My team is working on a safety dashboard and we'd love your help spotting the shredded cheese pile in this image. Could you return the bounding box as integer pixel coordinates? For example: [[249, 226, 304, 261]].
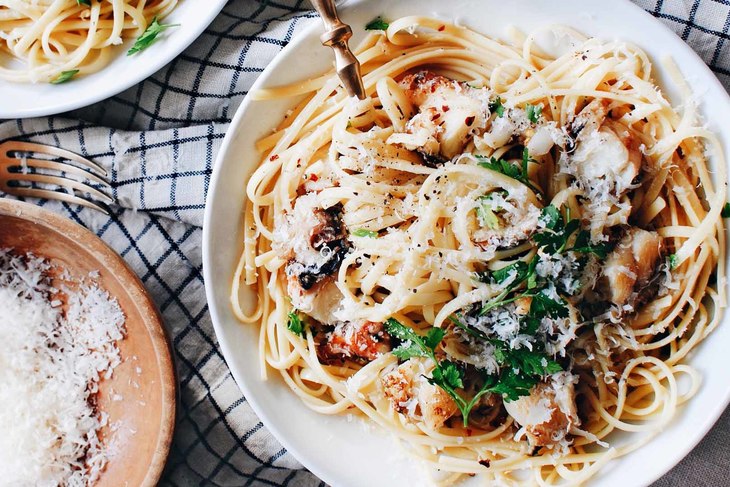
[[0, 249, 125, 485]]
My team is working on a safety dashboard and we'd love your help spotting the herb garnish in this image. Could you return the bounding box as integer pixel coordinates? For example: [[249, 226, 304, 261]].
[[390, 206, 611, 424], [534, 205, 610, 258], [51, 70, 79, 84], [365, 17, 389, 31], [77, 0, 91, 5], [287, 310, 306, 337], [668, 254, 679, 270], [386, 317, 561, 424], [477, 205, 609, 316], [525, 103, 542, 123], [127, 17, 180, 55], [476, 192, 506, 229], [475, 151, 540, 194], [352, 228, 378, 238], [489, 97, 505, 117]]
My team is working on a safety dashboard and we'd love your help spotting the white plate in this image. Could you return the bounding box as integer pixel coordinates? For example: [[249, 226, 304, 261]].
[[0, 0, 227, 119], [203, 1, 730, 485]]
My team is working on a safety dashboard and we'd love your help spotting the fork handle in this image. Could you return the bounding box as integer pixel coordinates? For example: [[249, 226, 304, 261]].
[[310, 0, 366, 100]]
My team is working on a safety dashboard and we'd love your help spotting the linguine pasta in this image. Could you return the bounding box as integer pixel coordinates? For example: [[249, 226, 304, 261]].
[[0, 0, 178, 83], [232, 17, 727, 485]]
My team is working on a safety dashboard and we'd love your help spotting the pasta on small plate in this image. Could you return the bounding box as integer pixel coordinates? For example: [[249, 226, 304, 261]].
[[0, 0, 228, 117]]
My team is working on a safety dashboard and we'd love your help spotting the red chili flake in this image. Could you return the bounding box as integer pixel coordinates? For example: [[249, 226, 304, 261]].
[[442, 105, 450, 112], [479, 459, 491, 468], [269, 154, 279, 161], [438, 25, 445, 31], [309, 174, 319, 182], [465, 116, 475, 126], [431, 112, 441, 122], [466, 428, 473, 436]]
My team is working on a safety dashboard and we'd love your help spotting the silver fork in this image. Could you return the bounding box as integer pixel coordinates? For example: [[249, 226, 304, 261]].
[[0, 140, 113, 214]]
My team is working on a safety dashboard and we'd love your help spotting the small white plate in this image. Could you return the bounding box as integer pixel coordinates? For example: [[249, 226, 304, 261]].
[[204, 1, 730, 486], [0, 0, 228, 119]]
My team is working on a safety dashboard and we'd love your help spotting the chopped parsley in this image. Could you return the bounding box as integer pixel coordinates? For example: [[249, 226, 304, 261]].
[[475, 192, 506, 229], [490, 260, 529, 287], [127, 17, 180, 55], [525, 103, 542, 123], [77, 0, 91, 5], [477, 205, 608, 317], [722, 202, 730, 218], [488, 97, 505, 117], [352, 228, 378, 238], [475, 151, 540, 194], [534, 205, 611, 257], [668, 254, 679, 270], [365, 17, 389, 31], [50, 70, 79, 84], [287, 310, 306, 337], [385, 318, 561, 425]]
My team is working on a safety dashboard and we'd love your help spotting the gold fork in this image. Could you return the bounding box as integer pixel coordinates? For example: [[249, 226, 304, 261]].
[[0, 140, 113, 214]]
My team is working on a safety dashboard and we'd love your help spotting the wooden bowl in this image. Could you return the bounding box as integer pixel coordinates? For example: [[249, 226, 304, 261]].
[[0, 199, 176, 486]]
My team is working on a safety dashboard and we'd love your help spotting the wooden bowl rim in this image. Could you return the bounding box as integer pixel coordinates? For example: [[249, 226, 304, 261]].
[[0, 198, 177, 486]]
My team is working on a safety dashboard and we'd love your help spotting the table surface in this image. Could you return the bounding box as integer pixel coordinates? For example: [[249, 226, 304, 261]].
[[1, 1, 729, 486]]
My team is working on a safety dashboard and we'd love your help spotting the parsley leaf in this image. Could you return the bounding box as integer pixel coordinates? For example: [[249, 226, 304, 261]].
[[668, 254, 679, 270], [530, 289, 569, 319], [475, 195, 501, 229], [476, 155, 521, 179], [77, 0, 91, 5], [287, 310, 305, 337], [352, 228, 378, 238], [475, 153, 541, 194], [424, 327, 446, 350], [50, 70, 79, 84], [127, 17, 180, 55], [538, 205, 562, 230], [525, 103, 542, 123], [431, 361, 464, 389], [722, 202, 730, 218], [570, 230, 611, 259], [521, 147, 534, 178], [489, 97, 505, 117], [365, 16, 389, 31], [534, 205, 581, 254], [490, 261, 529, 287], [488, 368, 537, 402], [385, 318, 441, 360], [391, 341, 425, 360]]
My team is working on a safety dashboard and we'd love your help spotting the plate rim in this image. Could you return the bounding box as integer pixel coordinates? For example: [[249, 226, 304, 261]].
[[0, 0, 228, 119], [0, 198, 178, 486], [203, 1, 730, 485]]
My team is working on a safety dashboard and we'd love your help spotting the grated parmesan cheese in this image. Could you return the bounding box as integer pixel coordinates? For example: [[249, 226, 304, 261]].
[[0, 250, 125, 486]]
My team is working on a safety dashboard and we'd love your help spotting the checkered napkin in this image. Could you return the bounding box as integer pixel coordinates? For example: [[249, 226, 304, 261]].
[[0, 1, 729, 485]]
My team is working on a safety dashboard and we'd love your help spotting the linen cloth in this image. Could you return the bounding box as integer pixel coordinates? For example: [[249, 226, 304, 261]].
[[1, 1, 729, 485]]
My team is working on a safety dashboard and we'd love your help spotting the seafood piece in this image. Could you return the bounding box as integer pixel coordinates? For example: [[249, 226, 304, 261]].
[[503, 372, 579, 448], [382, 358, 458, 429], [389, 71, 490, 161], [567, 99, 642, 195], [319, 320, 391, 362], [274, 193, 350, 324], [602, 228, 663, 306]]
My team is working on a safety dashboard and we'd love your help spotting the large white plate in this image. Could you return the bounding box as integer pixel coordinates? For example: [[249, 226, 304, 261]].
[[203, 1, 730, 485], [0, 0, 227, 119]]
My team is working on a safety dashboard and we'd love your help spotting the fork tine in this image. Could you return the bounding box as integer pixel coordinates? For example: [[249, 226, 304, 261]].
[[3, 158, 112, 190], [2, 141, 108, 178], [3, 187, 110, 215], [7, 173, 114, 203]]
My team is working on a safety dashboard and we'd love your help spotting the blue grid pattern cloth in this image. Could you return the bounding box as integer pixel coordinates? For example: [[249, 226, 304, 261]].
[[1, 1, 729, 485]]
